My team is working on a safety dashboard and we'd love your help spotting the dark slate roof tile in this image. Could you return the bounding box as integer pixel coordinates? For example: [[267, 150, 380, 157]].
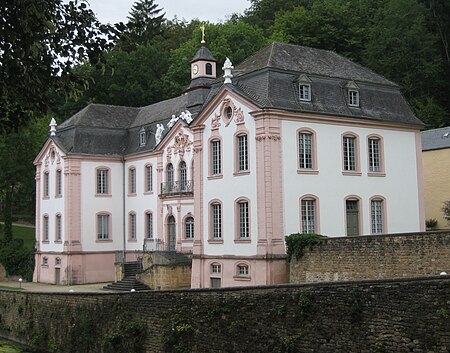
[[422, 126, 450, 151], [234, 42, 396, 86]]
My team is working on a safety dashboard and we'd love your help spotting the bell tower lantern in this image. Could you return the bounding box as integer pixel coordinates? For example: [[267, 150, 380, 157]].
[[186, 25, 217, 113], [190, 25, 217, 80]]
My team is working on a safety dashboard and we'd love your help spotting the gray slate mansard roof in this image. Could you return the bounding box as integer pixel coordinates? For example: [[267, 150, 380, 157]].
[[422, 126, 450, 151], [53, 42, 422, 157]]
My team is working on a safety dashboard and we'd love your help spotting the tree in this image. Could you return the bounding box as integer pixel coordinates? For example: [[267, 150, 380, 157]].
[[118, 0, 166, 50], [0, 0, 116, 133], [0, 117, 49, 241]]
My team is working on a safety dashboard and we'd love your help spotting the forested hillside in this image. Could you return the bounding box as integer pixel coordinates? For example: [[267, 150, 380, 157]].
[[1, 0, 449, 230]]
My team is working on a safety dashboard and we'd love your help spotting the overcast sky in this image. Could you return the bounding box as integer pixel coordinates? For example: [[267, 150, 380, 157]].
[[87, 0, 251, 24]]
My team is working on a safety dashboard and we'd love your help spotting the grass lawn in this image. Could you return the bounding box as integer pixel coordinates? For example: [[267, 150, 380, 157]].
[[0, 285, 24, 291], [0, 224, 35, 249]]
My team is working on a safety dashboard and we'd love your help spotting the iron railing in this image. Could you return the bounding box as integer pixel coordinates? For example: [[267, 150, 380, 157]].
[[160, 180, 193, 196], [143, 238, 166, 252]]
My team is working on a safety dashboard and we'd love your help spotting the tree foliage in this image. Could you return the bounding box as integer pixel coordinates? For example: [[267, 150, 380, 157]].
[[0, 0, 117, 132]]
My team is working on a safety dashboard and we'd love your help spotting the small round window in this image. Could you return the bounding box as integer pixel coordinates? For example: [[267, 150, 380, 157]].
[[225, 106, 233, 119]]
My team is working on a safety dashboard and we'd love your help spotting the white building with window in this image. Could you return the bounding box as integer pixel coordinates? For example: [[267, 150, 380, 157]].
[[33, 42, 424, 287]]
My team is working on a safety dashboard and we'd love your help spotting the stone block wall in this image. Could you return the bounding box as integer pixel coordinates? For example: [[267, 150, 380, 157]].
[[0, 277, 450, 353], [290, 231, 450, 283], [138, 264, 191, 290]]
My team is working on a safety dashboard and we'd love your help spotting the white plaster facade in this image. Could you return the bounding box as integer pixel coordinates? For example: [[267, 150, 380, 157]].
[[33, 42, 424, 287]]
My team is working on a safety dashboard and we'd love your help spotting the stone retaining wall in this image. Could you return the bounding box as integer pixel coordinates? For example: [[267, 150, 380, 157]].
[[0, 277, 449, 352]]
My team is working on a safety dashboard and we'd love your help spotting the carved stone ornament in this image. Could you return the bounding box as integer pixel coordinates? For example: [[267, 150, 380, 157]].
[[166, 146, 172, 162], [171, 130, 193, 158], [255, 134, 281, 142], [212, 98, 245, 129]]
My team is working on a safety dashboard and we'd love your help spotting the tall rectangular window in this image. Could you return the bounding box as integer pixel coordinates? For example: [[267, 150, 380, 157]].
[[298, 132, 313, 169], [43, 172, 49, 197], [97, 214, 109, 240], [56, 215, 62, 241], [129, 213, 136, 240], [97, 169, 109, 194], [299, 84, 311, 101], [129, 168, 136, 194], [185, 217, 194, 239], [343, 136, 356, 171], [238, 201, 249, 239], [301, 199, 316, 233], [368, 138, 381, 172], [145, 165, 152, 192], [212, 203, 222, 239], [212, 140, 221, 175], [237, 134, 248, 172], [43, 216, 49, 241], [371, 200, 384, 234], [56, 170, 62, 196], [146, 212, 153, 239]]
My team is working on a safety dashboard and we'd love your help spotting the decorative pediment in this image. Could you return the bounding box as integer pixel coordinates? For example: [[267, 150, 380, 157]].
[[45, 145, 61, 166], [345, 80, 360, 90], [295, 74, 312, 83], [211, 98, 245, 129], [166, 129, 193, 160]]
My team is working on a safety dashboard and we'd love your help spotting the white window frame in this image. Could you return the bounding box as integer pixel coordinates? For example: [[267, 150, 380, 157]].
[[343, 135, 356, 171], [97, 214, 110, 240], [96, 169, 109, 194], [301, 198, 316, 234], [371, 199, 384, 234], [348, 89, 359, 107], [212, 203, 222, 239], [211, 140, 222, 175], [368, 137, 381, 173], [299, 83, 311, 101], [237, 134, 248, 172], [298, 131, 313, 169], [185, 216, 194, 239], [145, 164, 153, 192]]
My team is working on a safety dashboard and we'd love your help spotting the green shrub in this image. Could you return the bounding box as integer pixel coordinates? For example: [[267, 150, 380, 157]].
[[285, 233, 325, 261], [0, 238, 35, 281]]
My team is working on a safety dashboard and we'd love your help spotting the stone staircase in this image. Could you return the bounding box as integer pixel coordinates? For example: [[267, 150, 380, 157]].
[[103, 261, 151, 292]]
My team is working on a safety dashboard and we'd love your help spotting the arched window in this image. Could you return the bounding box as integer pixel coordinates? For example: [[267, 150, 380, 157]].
[[129, 167, 136, 194], [206, 63, 212, 75], [236, 263, 250, 277], [167, 163, 174, 191], [43, 215, 49, 241], [297, 128, 317, 171], [55, 214, 62, 241], [300, 195, 319, 234], [179, 161, 187, 191], [342, 132, 360, 173], [129, 212, 137, 240], [185, 216, 194, 239]]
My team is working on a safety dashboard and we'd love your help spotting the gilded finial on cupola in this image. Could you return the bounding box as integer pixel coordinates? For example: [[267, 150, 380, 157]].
[[200, 24, 206, 45]]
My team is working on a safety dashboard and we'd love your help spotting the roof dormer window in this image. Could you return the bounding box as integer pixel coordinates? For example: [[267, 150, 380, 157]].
[[139, 127, 147, 147], [348, 90, 359, 107], [299, 84, 311, 101], [346, 81, 360, 107], [296, 74, 312, 102]]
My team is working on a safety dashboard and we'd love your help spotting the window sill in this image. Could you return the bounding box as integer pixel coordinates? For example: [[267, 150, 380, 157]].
[[342, 171, 362, 176], [41, 265, 49, 268], [128, 239, 137, 242], [208, 175, 223, 180], [42, 241, 49, 244], [233, 170, 250, 177], [95, 194, 112, 198], [368, 172, 386, 177], [96, 239, 113, 243], [182, 239, 194, 243], [208, 239, 223, 244], [43, 196, 50, 200], [297, 169, 319, 175], [54, 240, 62, 244], [143, 191, 154, 195], [55, 195, 62, 199], [127, 193, 137, 197], [233, 276, 251, 281], [234, 239, 251, 244]]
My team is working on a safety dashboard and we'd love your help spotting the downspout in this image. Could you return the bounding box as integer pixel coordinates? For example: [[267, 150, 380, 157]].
[[122, 157, 127, 266]]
